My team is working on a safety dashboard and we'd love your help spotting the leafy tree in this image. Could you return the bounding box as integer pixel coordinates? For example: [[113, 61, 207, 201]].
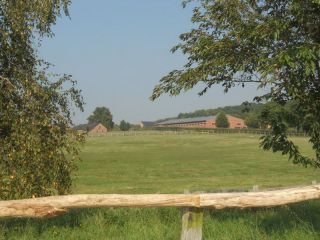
[[302, 114, 314, 132], [151, 0, 320, 168], [88, 107, 114, 129], [284, 101, 306, 131], [259, 101, 307, 131], [0, 0, 84, 199], [241, 101, 253, 114], [119, 120, 131, 131], [216, 112, 229, 128]]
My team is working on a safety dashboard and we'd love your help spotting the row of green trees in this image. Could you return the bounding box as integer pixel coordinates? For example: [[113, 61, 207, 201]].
[[243, 101, 313, 132]]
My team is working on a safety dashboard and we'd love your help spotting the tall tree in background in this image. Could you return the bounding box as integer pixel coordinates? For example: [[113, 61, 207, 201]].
[[0, 0, 84, 199], [151, 0, 320, 168], [215, 112, 230, 128], [88, 107, 114, 129], [245, 113, 261, 129]]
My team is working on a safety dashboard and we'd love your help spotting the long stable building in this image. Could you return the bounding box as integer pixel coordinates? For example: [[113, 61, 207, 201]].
[[155, 115, 246, 129]]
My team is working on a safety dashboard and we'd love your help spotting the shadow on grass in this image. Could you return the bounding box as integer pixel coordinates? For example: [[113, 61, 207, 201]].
[[0, 207, 181, 238], [0, 208, 99, 235], [206, 200, 320, 235], [1, 201, 320, 238]]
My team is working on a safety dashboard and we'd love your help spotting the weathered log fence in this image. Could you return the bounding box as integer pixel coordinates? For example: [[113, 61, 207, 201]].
[[1, 184, 320, 239]]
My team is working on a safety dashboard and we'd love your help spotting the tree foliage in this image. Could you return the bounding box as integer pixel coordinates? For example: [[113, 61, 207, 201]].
[[0, 0, 84, 200], [88, 107, 114, 129], [119, 120, 131, 131], [245, 113, 261, 129], [215, 112, 230, 128], [151, 0, 320, 168]]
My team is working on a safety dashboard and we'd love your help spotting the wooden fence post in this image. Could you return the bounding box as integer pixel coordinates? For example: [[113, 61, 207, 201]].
[[181, 190, 203, 240], [181, 208, 203, 240], [252, 185, 259, 192]]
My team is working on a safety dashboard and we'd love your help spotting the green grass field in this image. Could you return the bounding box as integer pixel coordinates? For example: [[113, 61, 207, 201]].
[[1, 132, 320, 239], [75, 133, 318, 194]]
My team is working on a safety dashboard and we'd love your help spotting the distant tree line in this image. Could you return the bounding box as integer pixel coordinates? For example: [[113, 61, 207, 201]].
[[172, 101, 311, 131], [177, 102, 264, 119], [253, 101, 313, 132]]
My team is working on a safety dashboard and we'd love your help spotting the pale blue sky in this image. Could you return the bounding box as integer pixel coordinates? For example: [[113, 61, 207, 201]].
[[40, 0, 263, 124]]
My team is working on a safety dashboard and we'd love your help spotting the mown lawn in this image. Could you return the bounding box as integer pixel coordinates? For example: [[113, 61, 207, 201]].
[[1, 132, 320, 240], [75, 133, 318, 193]]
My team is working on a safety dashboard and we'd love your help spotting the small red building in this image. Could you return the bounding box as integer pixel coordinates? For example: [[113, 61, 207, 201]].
[[74, 122, 108, 134]]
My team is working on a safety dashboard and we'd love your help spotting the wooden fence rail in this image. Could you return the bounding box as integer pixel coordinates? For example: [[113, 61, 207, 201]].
[[1, 184, 320, 219]]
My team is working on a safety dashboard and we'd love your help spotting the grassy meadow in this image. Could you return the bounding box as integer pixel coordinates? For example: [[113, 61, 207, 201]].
[[1, 132, 320, 240], [75, 132, 317, 193]]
